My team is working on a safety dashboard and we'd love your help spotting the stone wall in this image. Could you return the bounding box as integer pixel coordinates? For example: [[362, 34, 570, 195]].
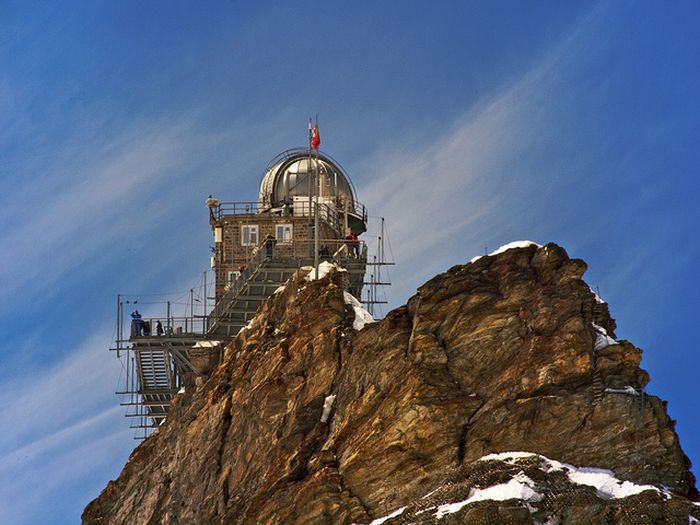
[[211, 213, 341, 300]]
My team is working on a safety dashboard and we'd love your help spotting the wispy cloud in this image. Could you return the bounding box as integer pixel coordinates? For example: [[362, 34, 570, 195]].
[[358, 4, 622, 301], [0, 327, 133, 524], [0, 117, 208, 306], [0, 329, 121, 454], [0, 409, 130, 525]]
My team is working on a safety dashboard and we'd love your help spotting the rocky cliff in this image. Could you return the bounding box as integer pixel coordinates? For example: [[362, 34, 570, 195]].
[[83, 243, 699, 524]]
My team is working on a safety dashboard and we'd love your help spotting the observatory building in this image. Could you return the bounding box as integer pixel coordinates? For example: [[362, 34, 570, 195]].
[[112, 146, 390, 437], [207, 148, 369, 331]]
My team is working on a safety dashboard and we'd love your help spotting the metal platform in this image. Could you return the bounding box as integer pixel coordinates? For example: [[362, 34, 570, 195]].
[[113, 233, 392, 438]]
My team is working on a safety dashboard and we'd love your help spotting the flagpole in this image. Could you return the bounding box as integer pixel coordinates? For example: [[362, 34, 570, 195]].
[[308, 118, 313, 260], [313, 115, 320, 280]]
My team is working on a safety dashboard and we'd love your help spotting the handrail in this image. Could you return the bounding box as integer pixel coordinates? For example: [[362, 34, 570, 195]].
[[124, 237, 368, 340], [212, 201, 259, 219], [211, 198, 367, 228], [208, 237, 269, 325], [129, 316, 209, 338], [206, 238, 367, 331]]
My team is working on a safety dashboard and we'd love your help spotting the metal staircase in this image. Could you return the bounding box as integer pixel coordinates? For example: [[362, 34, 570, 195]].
[[134, 348, 175, 426], [115, 240, 371, 438], [207, 260, 299, 338], [119, 334, 208, 432], [207, 254, 367, 338]]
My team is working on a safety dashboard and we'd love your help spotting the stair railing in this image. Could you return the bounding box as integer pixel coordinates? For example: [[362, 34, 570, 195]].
[[208, 238, 269, 329]]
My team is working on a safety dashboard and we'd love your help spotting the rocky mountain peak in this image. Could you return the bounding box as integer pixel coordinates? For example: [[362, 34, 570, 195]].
[[83, 242, 698, 524]]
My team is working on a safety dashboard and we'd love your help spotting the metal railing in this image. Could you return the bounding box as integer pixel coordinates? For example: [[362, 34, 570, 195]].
[[211, 201, 260, 219], [210, 199, 367, 229], [261, 238, 367, 262], [129, 315, 209, 338], [208, 237, 270, 325], [208, 238, 367, 330]]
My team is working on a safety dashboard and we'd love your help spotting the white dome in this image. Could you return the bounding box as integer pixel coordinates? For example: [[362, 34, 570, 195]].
[[259, 149, 356, 209]]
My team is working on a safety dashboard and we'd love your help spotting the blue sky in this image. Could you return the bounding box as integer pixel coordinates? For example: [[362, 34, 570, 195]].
[[1, 2, 699, 523]]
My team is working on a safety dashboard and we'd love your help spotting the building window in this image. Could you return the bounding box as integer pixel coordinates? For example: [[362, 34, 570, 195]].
[[276, 224, 293, 244], [241, 225, 258, 246]]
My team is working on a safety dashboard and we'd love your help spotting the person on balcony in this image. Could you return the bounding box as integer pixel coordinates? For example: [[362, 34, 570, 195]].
[[130, 310, 142, 337], [345, 232, 359, 258]]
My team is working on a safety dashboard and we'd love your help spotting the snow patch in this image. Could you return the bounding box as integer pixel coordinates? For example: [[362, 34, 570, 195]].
[[192, 340, 222, 349], [689, 515, 700, 524], [421, 487, 442, 499], [344, 291, 375, 330], [320, 394, 336, 423], [240, 317, 255, 333], [593, 323, 618, 351], [480, 451, 537, 462], [434, 472, 542, 518], [588, 285, 606, 304], [305, 261, 347, 281], [604, 386, 640, 396], [470, 240, 541, 263], [479, 452, 661, 500], [565, 467, 658, 499]]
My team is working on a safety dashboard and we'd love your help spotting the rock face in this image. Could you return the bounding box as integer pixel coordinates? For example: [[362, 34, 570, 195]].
[[83, 243, 698, 524]]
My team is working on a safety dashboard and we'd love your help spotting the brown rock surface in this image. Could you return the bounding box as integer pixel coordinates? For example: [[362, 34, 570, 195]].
[[83, 243, 698, 524]]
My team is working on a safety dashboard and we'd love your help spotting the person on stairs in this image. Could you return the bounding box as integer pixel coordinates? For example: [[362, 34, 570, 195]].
[[264, 234, 276, 259]]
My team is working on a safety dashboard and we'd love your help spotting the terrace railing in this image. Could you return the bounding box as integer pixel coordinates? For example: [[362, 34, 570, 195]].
[[210, 199, 367, 231]]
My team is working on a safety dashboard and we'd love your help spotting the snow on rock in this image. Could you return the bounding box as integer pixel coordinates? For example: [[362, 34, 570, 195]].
[[605, 386, 641, 396], [304, 261, 347, 281], [192, 340, 222, 349], [593, 323, 618, 351], [470, 240, 542, 264], [690, 515, 700, 523], [566, 466, 661, 500], [588, 285, 606, 304], [434, 472, 542, 518], [479, 452, 661, 500], [350, 506, 406, 525], [344, 291, 375, 330], [240, 317, 256, 334], [320, 394, 336, 423]]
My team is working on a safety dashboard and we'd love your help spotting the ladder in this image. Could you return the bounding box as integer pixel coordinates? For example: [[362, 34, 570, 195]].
[[591, 298, 605, 404]]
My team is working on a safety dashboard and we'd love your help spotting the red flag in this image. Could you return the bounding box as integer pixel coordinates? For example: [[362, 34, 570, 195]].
[[311, 123, 320, 149]]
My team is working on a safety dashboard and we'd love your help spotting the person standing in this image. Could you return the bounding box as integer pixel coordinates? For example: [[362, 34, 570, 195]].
[[264, 234, 276, 259], [345, 231, 359, 258], [130, 310, 142, 337]]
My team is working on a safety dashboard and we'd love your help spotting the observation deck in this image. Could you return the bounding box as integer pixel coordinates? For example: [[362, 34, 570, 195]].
[[112, 145, 391, 438]]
